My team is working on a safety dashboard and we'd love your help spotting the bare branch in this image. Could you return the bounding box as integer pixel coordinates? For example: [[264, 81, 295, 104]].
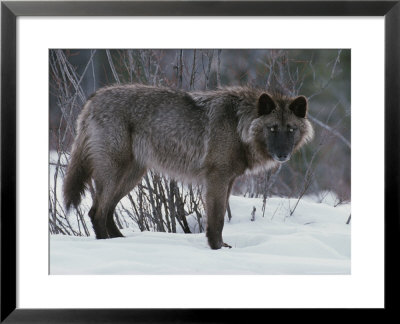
[[308, 114, 351, 150], [106, 50, 121, 84]]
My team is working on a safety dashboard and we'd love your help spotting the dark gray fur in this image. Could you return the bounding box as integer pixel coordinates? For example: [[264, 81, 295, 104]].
[[63, 84, 313, 249]]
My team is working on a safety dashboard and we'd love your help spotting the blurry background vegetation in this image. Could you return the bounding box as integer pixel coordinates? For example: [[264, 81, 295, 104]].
[[49, 49, 350, 236]]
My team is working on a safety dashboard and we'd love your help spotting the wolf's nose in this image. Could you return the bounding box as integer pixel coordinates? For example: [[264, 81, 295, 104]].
[[275, 153, 290, 162]]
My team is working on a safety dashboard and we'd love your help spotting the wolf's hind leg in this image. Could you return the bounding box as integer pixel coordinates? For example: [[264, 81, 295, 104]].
[[104, 161, 146, 238], [106, 210, 124, 238], [88, 156, 142, 239]]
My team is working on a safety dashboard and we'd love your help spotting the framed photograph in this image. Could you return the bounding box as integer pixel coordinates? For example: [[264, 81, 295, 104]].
[[1, 0, 399, 322]]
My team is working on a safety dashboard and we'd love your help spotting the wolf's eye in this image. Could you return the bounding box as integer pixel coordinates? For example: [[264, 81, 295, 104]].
[[270, 127, 276, 132], [289, 128, 294, 132]]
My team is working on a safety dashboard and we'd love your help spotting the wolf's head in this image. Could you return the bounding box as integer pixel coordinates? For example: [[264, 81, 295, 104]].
[[249, 92, 314, 163]]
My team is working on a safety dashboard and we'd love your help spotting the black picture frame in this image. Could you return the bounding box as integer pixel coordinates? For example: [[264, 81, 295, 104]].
[[1, 1, 399, 322]]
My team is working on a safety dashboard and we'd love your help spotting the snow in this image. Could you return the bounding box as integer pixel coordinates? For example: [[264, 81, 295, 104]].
[[50, 195, 351, 275]]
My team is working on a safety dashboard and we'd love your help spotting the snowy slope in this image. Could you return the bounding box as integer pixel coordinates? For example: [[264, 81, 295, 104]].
[[50, 195, 350, 275]]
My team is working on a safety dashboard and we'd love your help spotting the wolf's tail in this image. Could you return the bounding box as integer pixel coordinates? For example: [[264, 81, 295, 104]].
[[63, 110, 91, 211], [63, 131, 90, 211]]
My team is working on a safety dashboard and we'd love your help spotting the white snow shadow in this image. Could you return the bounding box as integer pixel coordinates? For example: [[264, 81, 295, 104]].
[[50, 195, 351, 275]]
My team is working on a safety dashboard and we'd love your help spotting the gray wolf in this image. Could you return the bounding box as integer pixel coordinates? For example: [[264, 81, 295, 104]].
[[63, 84, 313, 249]]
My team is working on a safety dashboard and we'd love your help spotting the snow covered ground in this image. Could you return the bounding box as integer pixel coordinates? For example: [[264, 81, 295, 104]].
[[50, 194, 351, 275]]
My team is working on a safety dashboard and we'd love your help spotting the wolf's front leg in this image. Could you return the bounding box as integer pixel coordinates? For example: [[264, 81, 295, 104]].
[[205, 176, 231, 249]]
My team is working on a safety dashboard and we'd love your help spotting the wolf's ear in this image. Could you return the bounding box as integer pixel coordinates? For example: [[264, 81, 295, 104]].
[[258, 93, 276, 116], [289, 96, 308, 118]]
